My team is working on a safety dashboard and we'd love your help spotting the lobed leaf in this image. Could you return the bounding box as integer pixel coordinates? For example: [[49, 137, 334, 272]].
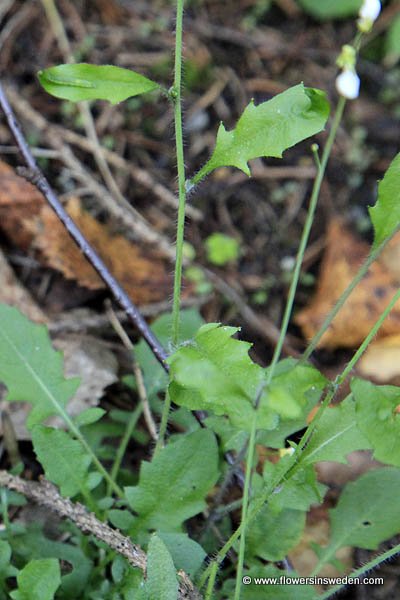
[[169, 326, 325, 432], [352, 377, 400, 466], [38, 63, 159, 105], [125, 429, 219, 533], [317, 468, 400, 569], [191, 83, 329, 183], [145, 535, 179, 600], [0, 304, 79, 429], [369, 151, 400, 248], [168, 323, 273, 431]]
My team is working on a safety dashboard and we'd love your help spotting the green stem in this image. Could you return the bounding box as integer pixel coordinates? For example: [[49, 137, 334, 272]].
[[205, 560, 219, 600], [171, 0, 186, 347], [314, 542, 400, 600], [156, 0, 186, 450], [234, 413, 258, 599], [108, 403, 143, 496]]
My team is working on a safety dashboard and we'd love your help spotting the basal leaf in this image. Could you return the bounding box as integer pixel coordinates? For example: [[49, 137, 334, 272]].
[[10, 527, 92, 597], [0, 304, 79, 429], [369, 151, 400, 248], [299, 395, 372, 466], [10, 559, 60, 600], [245, 503, 306, 562], [352, 378, 400, 466], [191, 83, 329, 183], [32, 426, 92, 497], [317, 468, 400, 569], [125, 429, 219, 534], [145, 535, 179, 600], [38, 63, 159, 105], [296, 0, 361, 20]]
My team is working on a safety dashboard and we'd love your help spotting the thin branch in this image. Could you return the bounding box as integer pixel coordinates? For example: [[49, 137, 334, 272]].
[[0, 471, 201, 600], [0, 82, 168, 369]]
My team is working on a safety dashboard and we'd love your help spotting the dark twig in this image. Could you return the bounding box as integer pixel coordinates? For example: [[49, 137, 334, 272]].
[[0, 82, 168, 369], [0, 471, 202, 600]]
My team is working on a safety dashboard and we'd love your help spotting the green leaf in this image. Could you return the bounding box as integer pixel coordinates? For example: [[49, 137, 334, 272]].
[[204, 233, 240, 266], [0, 540, 17, 580], [264, 461, 327, 512], [296, 0, 361, 19], [32, 426, 91, 497], [157, 533, 206, 578], [168, 323, 274, 431], [352, 378, 400, 466], [38, 63, 159, 105], [145, 535, 179, 600], [0, 304, 79, 429], [125, 429, 219, 533], [10, 559, 60, 600], [369, 152, 400, 248], [169, 329, 324, 432], [266, 358, 326, 420], [9, 526, 92, 597], [192, 83, 329, 183], [245, 504, 306, 562], [299, 395, 372, 466], [317, 468, 400, 569]]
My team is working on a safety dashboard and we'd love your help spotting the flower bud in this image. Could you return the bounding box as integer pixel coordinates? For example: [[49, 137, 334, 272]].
[[359, 0, 381, 21], [335, 69, 360, 100]]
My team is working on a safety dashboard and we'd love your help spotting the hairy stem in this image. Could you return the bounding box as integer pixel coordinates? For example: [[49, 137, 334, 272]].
[[157, 0, 186, 449]]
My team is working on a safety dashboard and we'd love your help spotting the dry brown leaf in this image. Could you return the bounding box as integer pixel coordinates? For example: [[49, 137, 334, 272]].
[[357, 334, 400, 383], [0, 161, 174, 304], [296, 218, 400, 348]]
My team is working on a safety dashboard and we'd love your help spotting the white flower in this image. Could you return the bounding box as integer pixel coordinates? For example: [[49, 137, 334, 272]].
[[359, 0, 381, 22], [335, 69, 360, 100]]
